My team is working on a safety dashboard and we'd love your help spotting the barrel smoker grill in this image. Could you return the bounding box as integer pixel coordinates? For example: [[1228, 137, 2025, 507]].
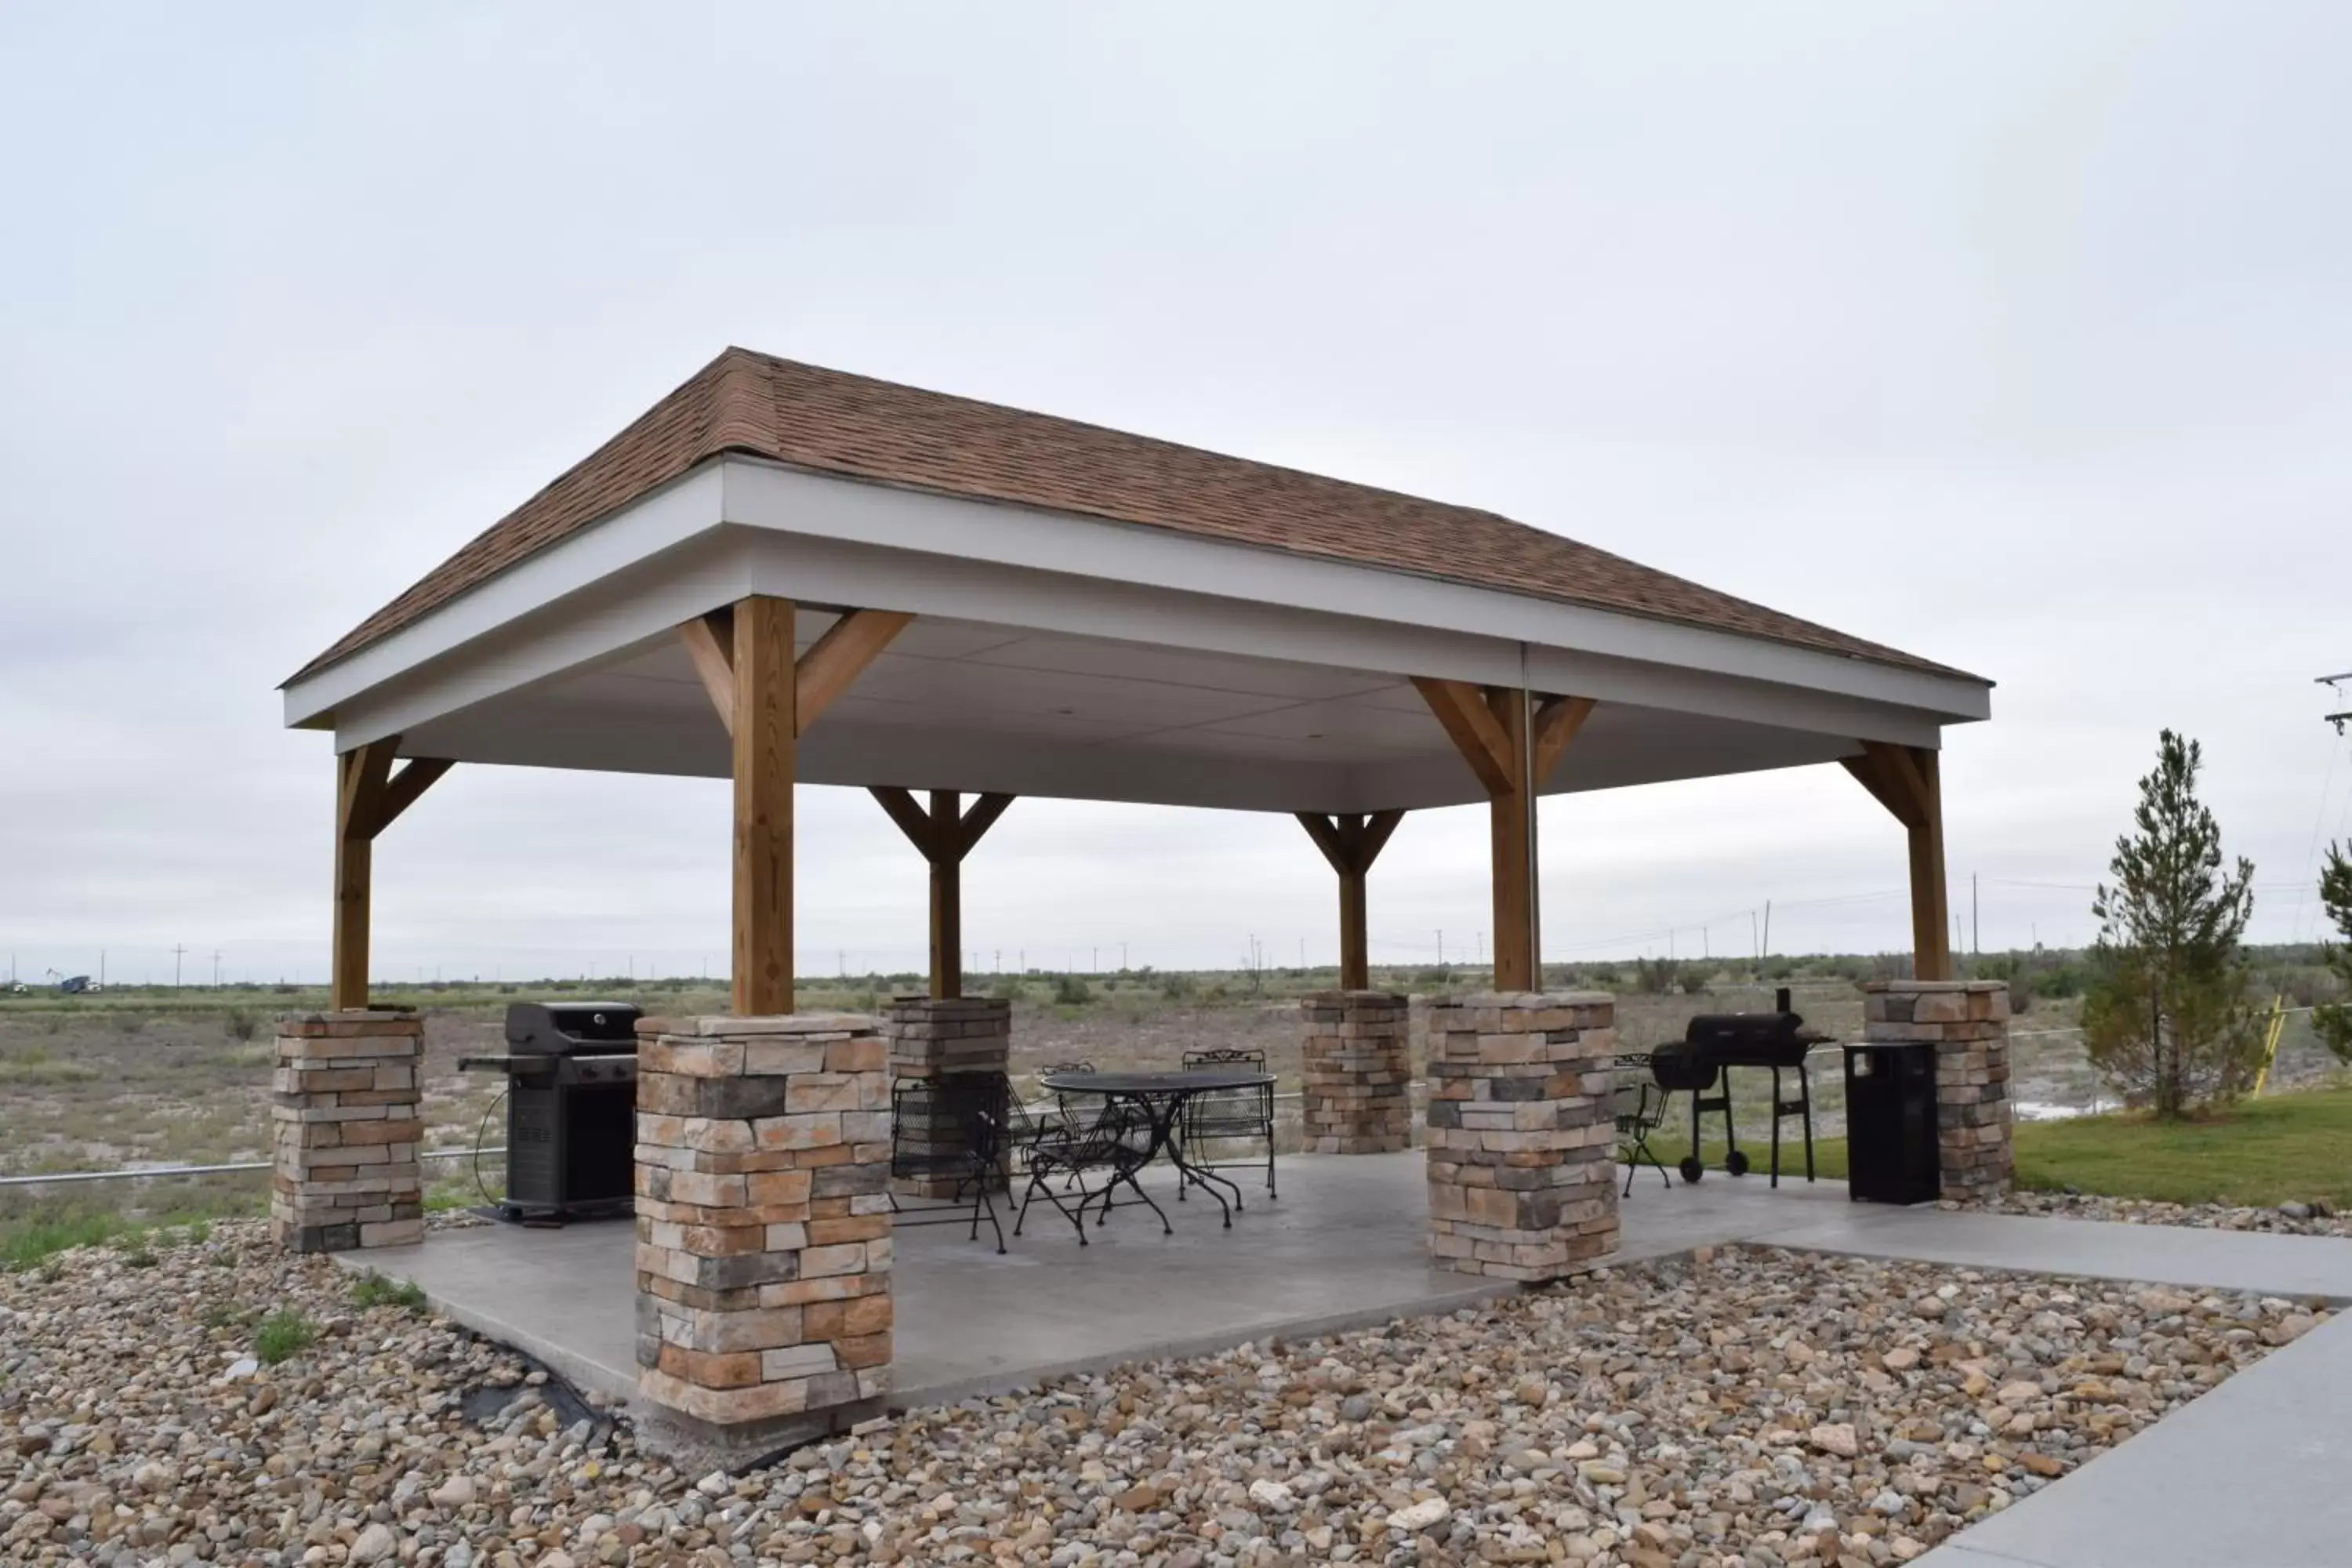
[[461, 1002, 641, 1222], [1649, 988, 1831, 1188]]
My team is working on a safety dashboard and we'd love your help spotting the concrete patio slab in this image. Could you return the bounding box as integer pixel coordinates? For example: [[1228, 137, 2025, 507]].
[[342, 1152, 2352, 1416], [341, 1151, 1511, 1413]]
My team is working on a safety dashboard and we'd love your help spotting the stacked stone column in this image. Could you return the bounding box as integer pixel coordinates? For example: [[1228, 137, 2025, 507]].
[[881, 996, 1011, 1197], [1864, 979, 2013, 1200], [1300, 991, 1411, 1153], [633, 1015, 893, 1454], [1422, 992, 1619, 1281], [270, 1010, 424, 1253]]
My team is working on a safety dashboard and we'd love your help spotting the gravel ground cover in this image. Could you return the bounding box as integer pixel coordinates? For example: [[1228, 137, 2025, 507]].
[[0, 1224, 2324, 1567], [1985, 1190, 2352, 1238]]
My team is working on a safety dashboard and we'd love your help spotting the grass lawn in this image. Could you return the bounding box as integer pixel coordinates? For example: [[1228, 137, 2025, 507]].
[[1642, 1084, 2352, 1210]]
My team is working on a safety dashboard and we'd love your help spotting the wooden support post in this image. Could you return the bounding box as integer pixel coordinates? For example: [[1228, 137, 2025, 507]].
[[684, 600, 913, 1011], [929, 791, 961, 1000], [329, 739, 452, 1012], [731, 596, 797, 1014], [1413, 679, 1595, 991], [1838, 741, 1953, 982], [1487, 688, 1535, 991], [871, 786, 1016, 1001], [1295, 809, 1405, 991]]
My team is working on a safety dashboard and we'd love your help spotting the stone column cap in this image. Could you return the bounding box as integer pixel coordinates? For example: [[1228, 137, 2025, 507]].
[[1421, 989, 1615, 1007], [1302, 989, 1408, 1004], [1860, 980, 2008, 993], [640, 1013, 880, 1036], [278, 1007, 418, 1022]]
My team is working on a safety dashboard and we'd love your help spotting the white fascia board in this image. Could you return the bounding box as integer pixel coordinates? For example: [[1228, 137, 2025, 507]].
[[284, 450, 1983, 756], [735, 528, 1947, 750], [720, 458, 1992, 724], [281, 464, 729, 731]]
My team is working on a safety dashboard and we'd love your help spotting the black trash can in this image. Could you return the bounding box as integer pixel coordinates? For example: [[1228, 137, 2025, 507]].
[[1842, 1042, 1939, 1204]]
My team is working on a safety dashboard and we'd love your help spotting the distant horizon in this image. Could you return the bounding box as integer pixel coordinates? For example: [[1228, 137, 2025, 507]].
[[9, 938, 2338, 998]]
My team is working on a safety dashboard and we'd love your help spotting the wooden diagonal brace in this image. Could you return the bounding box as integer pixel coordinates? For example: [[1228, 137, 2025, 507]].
[[680, 604, 911, 739], [796, 610, 913, 735], [1411, 677, 1515, 797], [1357, 808, 1406, 868], [956, 792, 1015, 858], [1842, 741, 1929, 830], [868, 786, 936, 855], [1532, 695, 1597, 788], [677, 610, 736, 733], [372, 758, 453, 837], [1294, 811, 1355, 876], [336, 739, 399, 842]]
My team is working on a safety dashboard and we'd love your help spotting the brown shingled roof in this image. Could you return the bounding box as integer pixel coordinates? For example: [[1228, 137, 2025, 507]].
[[289, 347, 1977, 684]]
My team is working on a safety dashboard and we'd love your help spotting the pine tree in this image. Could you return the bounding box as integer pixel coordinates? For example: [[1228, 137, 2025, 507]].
[[2082, 731, 2261, 1118], [2318, 843, 2352, 1062]]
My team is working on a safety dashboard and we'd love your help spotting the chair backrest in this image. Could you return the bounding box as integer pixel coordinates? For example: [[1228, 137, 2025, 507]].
[[1182, 1047, 1266, 1069], [893, 1073, 1010, 1170]]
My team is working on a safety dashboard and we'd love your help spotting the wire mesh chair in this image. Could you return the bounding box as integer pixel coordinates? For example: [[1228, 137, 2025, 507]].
[[1178, 1047, 1276, 1199], [887, 1073, 1010, 1252], [1610, 1052, 1674, 1197], [1015, 1096, 1171, 1244], [1033, 1060, 1100, 1131]]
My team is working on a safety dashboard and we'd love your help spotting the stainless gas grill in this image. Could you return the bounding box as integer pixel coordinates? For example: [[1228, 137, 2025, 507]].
[[459, 1002, 641, 1222]]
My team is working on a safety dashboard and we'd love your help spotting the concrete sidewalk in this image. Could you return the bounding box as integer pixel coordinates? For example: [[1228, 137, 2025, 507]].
[[1918, 1309, 2352, 1568], [1614, 1171, 2352, 1301]]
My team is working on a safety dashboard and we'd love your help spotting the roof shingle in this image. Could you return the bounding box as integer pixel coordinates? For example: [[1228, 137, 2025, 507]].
[[290, 347, 1977, 684]]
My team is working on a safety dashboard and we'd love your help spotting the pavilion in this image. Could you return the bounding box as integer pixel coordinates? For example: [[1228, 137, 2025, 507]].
[[274, 347, 1998, 1456]]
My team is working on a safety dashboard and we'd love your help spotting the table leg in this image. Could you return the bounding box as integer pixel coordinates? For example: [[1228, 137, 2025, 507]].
[[1161, 1091, 1240, 1226]]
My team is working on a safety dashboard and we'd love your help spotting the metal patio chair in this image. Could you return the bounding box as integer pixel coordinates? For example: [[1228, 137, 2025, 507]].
[[1015, 1096, 1170, 1245], [1611, 1052, 1674, 1197], [1178, 1046, 1276, 1199], [887, 1072, 1010, 1252]]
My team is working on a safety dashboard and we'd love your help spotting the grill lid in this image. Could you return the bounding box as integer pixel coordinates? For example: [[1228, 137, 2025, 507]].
[[505, 1001, 642, 1054]]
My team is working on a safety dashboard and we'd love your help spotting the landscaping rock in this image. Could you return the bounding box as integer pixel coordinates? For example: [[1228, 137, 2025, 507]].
[[0, 1220, 2319, 1565]]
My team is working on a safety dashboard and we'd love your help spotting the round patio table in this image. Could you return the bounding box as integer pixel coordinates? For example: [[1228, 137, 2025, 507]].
[[1038, 1068, 1275, 1228]]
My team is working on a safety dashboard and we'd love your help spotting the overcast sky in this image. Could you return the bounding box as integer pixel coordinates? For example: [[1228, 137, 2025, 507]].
[[3, 3, 2347, 987]]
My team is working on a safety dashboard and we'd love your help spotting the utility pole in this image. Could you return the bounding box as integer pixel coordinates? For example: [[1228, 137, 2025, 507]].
[[1123, 941, 1130, 971], [1436, 929, 1443, 966], [1749, 910, 1759, 960], [212, 951, 223, 987], [1762, 900, 1772, 957], [1972, 873, 1980, 956], [172, 945, 186, 988]]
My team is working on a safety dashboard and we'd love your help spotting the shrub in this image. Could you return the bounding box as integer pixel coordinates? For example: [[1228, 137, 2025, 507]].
[[223, 1009, 260, 1043], [1051, 974, 1093, 1006], [1634, 956, 1681, 996], [350, 1272, 429, 1313], [252, 1310, 318, 1366]]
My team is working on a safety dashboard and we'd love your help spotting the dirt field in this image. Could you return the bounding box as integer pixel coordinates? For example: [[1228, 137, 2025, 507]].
[[5, 968, 2333, 1228]]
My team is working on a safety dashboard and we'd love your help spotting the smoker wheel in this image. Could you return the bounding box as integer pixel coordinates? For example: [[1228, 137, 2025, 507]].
[[1726, 1150, 1751, 1177], [1679, 1156, 1704, 1184]]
